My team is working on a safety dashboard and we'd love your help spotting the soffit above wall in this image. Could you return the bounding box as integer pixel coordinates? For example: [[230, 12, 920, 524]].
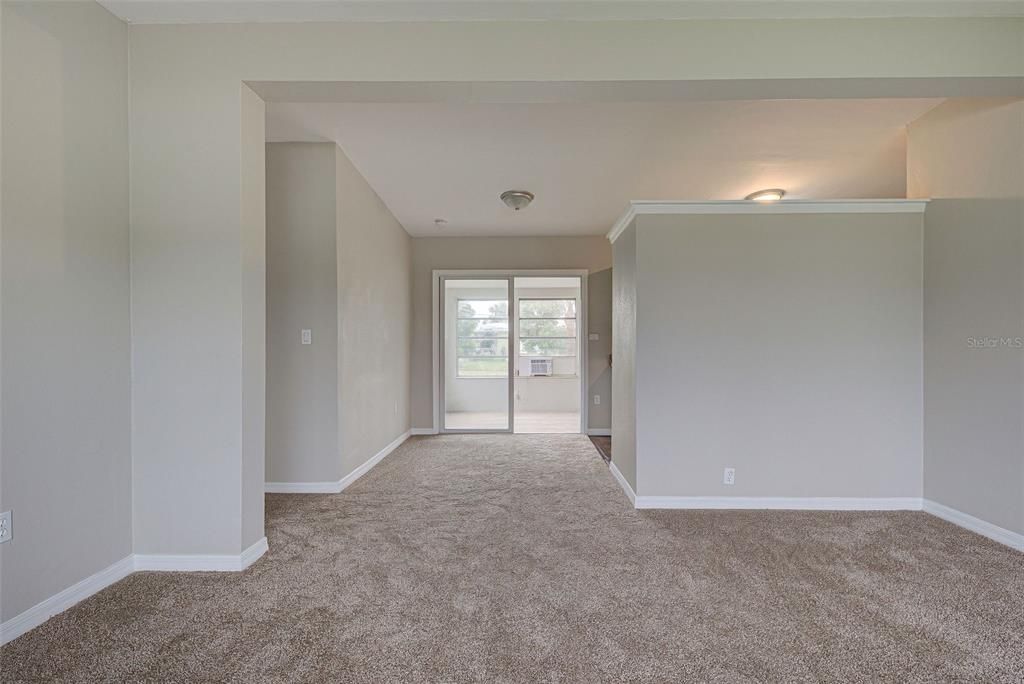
[[99, 0, 1024, 24], [267, 98, 941, 237]]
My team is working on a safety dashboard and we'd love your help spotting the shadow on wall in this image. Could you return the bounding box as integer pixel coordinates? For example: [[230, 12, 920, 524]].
[[587, 268, 613, 431]]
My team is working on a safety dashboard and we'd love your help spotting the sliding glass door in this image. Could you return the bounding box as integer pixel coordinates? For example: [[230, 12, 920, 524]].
[[440, 277, 513, 432]]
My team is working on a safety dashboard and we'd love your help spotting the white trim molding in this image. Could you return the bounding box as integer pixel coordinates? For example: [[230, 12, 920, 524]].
[[632, 496, 924, 510], [410, 427, 437, 436], [134, 537, 269, 572], [265, 430, 411, 494], [0, 555, 136, 646], [608, 199, 930, 242], [923, 499, 1024, 552], [608, 462, 636, 506], [587, 428, 611, 436]]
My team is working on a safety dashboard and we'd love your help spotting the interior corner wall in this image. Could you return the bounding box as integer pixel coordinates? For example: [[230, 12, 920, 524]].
[[611, 224, 638, 490], [335, 146, 412, 475], [1, 0, 131, 621], [409, 237, 612, 432], [909, 98, 1024, 536], [266, 143, 340, 484], [240, 84, 266, 549], [632, 211, 924, 499]]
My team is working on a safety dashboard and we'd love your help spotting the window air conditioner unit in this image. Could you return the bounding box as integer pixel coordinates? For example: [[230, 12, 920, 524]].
[[530, 358, 553, 376]]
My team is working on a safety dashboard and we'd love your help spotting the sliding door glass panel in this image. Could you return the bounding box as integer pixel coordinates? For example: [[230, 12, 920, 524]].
[[443, 279, 511, 431]]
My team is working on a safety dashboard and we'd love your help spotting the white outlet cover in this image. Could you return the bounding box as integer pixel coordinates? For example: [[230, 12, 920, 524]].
[[301, 329, 312, 345], [593, 395, 601, 405], [723, 468, 736, 485]]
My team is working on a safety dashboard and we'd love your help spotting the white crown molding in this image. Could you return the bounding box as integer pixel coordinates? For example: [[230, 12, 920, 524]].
[[134, 537, 269, 572], [0, 556, 136, 646], [608, 461, 636, 506], [266, 430, 410, 494], [923, 499, 1024, 552], [97, 1, 1024, 25], [632, 496, 924, 510], [607, 199, 930, 242]]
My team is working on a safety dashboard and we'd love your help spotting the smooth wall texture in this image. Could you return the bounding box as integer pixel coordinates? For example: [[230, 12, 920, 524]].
[[633, 211, 924, 498], [1, 1, 130, 620], [266, 143, 339, 484], [410, 237, 612, 431], [335, 147, 413, 475], [240, 84, 266, 550], [127, 17, 1020, 553], [909, 98, 1024, 535], [587, 269, 613, 430], [611, 224, 638, 490]]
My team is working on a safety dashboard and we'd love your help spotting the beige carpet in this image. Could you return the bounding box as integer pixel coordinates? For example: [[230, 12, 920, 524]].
[[2, 434, 1023, 682]]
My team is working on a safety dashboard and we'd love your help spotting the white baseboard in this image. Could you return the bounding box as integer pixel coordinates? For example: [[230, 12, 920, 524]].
[[134, 536, 268, 572], [2, 537, 271, 646], [266, 430, 411, 494], [265, 481, 340, 494], [410, 427, 437, 436], [587, 428, 611, 436], [633, 496, 924, 510], [0, 555, 135, 646], [923, 499, 1024, 552], [608, 461, 636, 505], [337, 430, 410, 491]]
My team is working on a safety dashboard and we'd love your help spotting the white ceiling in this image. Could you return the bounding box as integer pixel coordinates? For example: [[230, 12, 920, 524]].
[[266, 98, 941, 237], [99, 0, 1023, 24]]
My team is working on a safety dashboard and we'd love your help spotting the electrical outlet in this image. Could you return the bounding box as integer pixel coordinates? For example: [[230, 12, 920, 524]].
[[301, 329, 312, 345], [593, 394, 601, 405], [0, 510, 12, 544], [723, 468, 736, 486]]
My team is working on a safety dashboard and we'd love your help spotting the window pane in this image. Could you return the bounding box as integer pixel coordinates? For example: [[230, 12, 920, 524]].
[[457, 338, 509, 357], [457, 357, 507, 377], [519, 338, 577, 357], [519, 299, 576, 319], [458, 300, 508, 319], [518, 319, 576, 338], [457, 319, 509, 337]]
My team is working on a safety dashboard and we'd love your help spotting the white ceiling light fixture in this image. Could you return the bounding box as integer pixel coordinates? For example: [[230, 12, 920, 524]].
[[500, 190, 535, 211], [745, 188, 786, 202]]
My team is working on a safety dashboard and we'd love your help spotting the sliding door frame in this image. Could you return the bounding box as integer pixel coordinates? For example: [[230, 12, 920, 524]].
[[432, 269, 589, 435], [439, 274, 515, 434]]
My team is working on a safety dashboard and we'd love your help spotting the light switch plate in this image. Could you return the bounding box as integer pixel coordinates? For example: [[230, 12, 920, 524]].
[[0, 510, 12, 544], [588, 333, 599, 341]]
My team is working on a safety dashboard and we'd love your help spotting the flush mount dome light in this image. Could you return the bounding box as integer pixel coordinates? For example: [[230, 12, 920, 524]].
[[744, 188, 786, 202], [500, 190, 535, 211]]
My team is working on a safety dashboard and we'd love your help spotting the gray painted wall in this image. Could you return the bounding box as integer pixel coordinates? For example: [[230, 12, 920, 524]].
[[1, 0, 131, 621], [266, 143, 340, 484], [335, 147, 413, 476], [611, 224, 638, 489], [632, 211, 924, 498], [410, 237, 612, 431], [240, 85, 266, 551], [266, 143, 412, 483], [922, 199, 1023, 534], [587, 269, 613, 430], [910, 98, 1024, 535]]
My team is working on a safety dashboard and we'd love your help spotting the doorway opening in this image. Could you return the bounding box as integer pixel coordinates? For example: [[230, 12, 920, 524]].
[[437, 271, 586, 434]]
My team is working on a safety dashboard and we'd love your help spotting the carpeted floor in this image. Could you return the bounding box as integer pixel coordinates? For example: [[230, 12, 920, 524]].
[[2, 434, 1023, 682]]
